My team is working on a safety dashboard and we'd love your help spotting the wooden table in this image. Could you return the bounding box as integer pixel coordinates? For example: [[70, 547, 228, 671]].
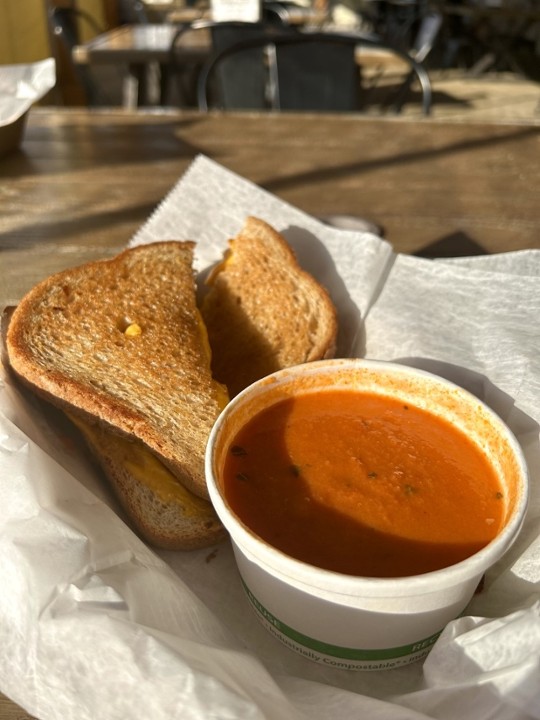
[[166, 4, 328, 25], [73, 24, 210, 107], [0, 106, 539, 717]]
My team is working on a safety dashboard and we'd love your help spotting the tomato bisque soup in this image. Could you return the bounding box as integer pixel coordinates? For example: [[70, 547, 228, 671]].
[[222, 389, 506, 578]]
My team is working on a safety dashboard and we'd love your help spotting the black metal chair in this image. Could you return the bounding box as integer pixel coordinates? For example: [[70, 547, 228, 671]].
[[197, 31, 433, 115], [391, 5, 443, 113], [117, 0, 149, 24], [168, 20, 297, 108], [261, 0, 295, 25]]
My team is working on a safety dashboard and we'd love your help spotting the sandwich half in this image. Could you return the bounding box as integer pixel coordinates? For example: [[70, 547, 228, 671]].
[[5, 242, 228, 550], [200, 217, 338, 397]]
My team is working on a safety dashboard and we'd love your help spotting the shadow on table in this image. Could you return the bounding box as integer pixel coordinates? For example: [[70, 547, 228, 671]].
[[414, 231, 488, 258], [262, 125, 540, 194]]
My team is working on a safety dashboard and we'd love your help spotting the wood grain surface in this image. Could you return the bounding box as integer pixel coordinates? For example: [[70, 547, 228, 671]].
[[0, 694, 36, 720], [0, 107, 538, 719], [2, 109, 539, 307]]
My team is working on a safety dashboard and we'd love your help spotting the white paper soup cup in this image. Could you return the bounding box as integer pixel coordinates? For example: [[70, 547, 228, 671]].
[[205, 359, 529, 671]]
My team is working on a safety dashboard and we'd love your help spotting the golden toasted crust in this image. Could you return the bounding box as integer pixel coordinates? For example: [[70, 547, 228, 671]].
[[72, 416, 226, 550], [6, 242, 225, 501], [201, 217, 338, 397]]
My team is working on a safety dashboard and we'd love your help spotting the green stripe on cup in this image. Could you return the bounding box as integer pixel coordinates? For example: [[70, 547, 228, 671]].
[[242, 579, 442, 661]]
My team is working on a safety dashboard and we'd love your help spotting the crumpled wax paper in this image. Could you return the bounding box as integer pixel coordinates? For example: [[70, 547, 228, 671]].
[[0, 58, 56, 127], [1, 155, 539, 720]]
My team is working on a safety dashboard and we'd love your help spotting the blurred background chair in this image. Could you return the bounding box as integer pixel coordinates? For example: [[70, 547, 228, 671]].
[[168, 19, 297, 108], [197, 31, 432, 114], [45, 0, 106, 105], [261, 0, 295, 25], [389, 4, 443, 113], [117, 0, 150, 24]]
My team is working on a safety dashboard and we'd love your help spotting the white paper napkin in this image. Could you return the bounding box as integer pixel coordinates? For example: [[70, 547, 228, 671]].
[[2, 155, 539, 720]]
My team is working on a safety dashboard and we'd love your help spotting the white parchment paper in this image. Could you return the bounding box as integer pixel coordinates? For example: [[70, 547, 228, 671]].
[[1, 155, 539, 720]]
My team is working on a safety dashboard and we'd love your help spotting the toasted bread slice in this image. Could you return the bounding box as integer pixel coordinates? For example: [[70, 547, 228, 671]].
[[68, 414, 226, 550], [6, 242, 228, 506], [200, 217, 338, 397]]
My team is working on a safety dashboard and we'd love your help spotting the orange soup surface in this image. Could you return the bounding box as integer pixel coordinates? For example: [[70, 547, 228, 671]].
[[222, 390, 505, 577]]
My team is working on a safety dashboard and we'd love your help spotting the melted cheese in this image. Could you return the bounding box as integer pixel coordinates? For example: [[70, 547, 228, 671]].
[[69, 414, 216, 514]]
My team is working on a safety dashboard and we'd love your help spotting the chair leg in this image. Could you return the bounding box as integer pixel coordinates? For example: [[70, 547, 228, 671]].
[[392, 69, 415, 114]]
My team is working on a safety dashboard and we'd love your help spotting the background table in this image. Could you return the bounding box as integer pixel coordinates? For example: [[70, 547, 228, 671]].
[[0, 106, 539, 718], [72, 24, 210, 107]]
